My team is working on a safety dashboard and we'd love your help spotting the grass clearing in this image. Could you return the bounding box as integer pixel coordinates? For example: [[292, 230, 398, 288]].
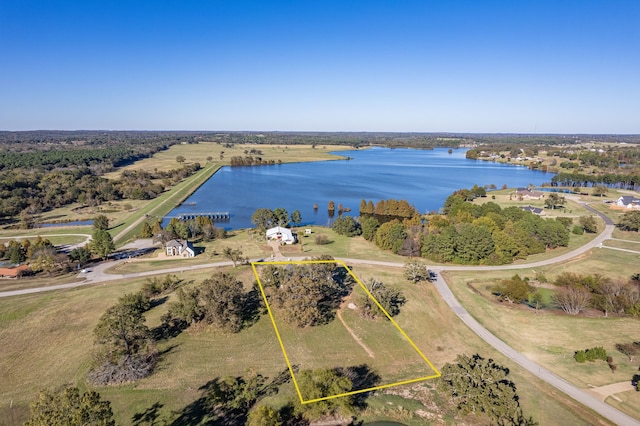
[[607, 391, 640, 421], [0, 259, 614, 425], [443, 248, 640, 390], [252, 260, 439, 403]]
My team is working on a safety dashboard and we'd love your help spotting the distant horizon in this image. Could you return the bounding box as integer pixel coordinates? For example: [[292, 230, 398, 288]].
[[2, 129, 639, 137]]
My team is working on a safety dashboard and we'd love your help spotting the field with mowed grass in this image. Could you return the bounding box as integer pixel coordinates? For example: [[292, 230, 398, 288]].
[[103, 142, 352, 178], [0, 259, 612, 425], [442, 245, 640, 419]]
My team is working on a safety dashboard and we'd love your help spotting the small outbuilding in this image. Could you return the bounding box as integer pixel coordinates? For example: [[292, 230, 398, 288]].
[[266, 226, 297, 244], [165, 239, 195, 257]]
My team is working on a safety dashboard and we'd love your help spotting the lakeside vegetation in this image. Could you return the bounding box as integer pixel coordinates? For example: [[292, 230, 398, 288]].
[[1, 133, 640, 424]]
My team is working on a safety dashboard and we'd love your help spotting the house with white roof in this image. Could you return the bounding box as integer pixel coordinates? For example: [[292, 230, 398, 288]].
[[266, 226, 297, 244]]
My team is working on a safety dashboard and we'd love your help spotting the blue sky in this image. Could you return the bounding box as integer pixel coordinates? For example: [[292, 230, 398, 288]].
[[1, 0, 638, 133]]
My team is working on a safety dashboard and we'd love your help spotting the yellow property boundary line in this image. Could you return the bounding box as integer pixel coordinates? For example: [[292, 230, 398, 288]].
[[250, 259, 441, 404]]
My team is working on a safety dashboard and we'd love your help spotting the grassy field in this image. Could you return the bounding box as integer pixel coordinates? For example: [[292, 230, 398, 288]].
[[0, 259, 612, 425], [442, 244, 640, 420], [104, 142, 352, 178]]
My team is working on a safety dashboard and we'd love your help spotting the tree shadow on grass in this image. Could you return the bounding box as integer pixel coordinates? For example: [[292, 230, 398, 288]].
[[337, 364, 381, 409], [151, 318, 189, 341], [150, 295, 169, 309], [171, 367, 294, 426], [132, 402, 163, 425]]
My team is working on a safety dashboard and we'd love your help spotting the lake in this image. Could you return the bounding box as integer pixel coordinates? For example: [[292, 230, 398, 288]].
[[166, 147, 553, 230]]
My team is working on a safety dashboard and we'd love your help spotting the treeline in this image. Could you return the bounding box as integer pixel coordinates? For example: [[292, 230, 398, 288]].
[[551, 171, 640, 190], [492, 272, 640, 318], [0, 163, 201, 221], [0, 146, 149, 171], [422, 193, 569, 264], [229, 156, 280, 166], [552, 272, 640, 317], [359, 198, 419, 219], [331, 193, 570, 265]]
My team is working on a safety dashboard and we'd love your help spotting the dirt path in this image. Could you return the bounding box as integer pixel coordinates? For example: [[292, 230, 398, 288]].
[[336, 299, 375, 358], [587, 381, 636, 402]]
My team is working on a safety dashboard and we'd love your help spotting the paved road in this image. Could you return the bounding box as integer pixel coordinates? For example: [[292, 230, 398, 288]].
[[2, 202, 638, 424]]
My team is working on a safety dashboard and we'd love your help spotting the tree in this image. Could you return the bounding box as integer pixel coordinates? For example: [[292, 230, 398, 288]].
[[290, 209, 302, 227], [579, 215, 598, 233], [438, 353, 535, 425], [199, 273, 246, 332], [90, 229, 115, 260], [90, 297, 156, 385], [493, 274, 532, 304], [295, 368, 354, 421], [139, 221, 153, 238], [251, 208, 275, 230], [331, 215, 361, 236], [163, 286, 203, 329], [69, 246, 92, 266], [265, 262, 348, 328], [454, 223, 495, 264], [19, 209, 35, 229], [247, 405, 282, 426], [360, 216, 379, 241], [360, 278, 406, 319], [592, 185, 608, 197], [544, 192, 565, 209], [554, 286, 591, 315], [374, 220, 406, 254], [24, 386, 115, 426], [273, 207, 289, 227], [30, 246, 70, 275], [93, 214, 109, 231], [404, 259, 428, 283], [176, 155, 186, 164], [618, 210, 640, 232], [223, 246, 247, 267]]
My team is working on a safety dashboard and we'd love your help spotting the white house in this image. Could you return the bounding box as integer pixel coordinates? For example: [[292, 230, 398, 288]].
[[616, 195, 640, 209], [266, 226, 297, 244], [165, 239, 195, 257]]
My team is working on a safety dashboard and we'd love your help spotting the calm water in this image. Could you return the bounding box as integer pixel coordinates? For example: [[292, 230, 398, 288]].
[[166, 147, 553, 230]]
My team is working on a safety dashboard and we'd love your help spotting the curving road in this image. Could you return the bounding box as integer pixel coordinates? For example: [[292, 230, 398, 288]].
[[1, 202, 638, 424]]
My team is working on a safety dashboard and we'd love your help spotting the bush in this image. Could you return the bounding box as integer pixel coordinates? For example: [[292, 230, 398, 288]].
[[330, 215, 361, 237], [574, 346, 607, 363], [585, 346, 607, 362], [572, 225, 584, 235], [315, 234, 330, 245]]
